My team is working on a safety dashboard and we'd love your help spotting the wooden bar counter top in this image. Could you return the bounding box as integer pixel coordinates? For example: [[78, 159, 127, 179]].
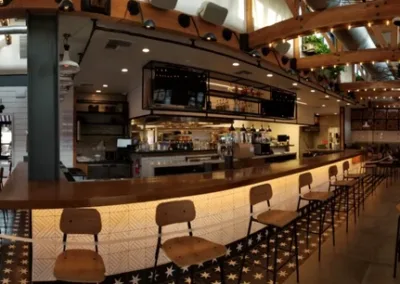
[[0, 150, 362, 209]]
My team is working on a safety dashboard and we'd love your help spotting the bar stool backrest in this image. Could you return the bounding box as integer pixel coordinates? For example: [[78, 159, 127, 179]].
[[343, 161, 350, 175], [299, 172, 313, 193], [60, 208, 101, 252], [250, 184, 272, 207], [328, 165, 338, 181], [156, 200, 196, 227]]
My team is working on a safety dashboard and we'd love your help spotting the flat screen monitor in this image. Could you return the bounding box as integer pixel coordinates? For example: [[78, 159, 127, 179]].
[[153, 67, 207, 108], [261, 100, 295, 119], [117, 139, 132, 148]]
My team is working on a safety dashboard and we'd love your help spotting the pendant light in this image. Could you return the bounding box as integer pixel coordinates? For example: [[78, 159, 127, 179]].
[[240, 124, 247, 132], [267, 125, 272, 132], [250, 125, 256, 132], [59, 33, 80, 75], [229, 123, 235, 131], [259, 125, 265, 132], [362, 121, 370, 128]]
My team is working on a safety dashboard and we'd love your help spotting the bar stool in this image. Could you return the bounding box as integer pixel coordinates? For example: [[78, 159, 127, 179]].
[[343, 161, 366, 213], [329, 165, 358, 233], [297, 172, 335, 261], [152, 200, 226, 284], [238, 184, 299, 284], [53, 209, 105, 283], [393, 203, 400, 278]]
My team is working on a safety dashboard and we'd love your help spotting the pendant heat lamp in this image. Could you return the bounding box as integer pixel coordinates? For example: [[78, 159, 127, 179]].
[[59, 34, 80, 75], [362, 121, 370, 128]]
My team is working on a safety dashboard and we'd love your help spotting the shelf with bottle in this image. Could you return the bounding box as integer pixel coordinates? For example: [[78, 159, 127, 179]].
[[208, 89, 267, 104], [208, 96, 259, 114]]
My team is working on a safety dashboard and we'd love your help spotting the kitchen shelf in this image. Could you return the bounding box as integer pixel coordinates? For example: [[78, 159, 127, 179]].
[[77, 111, 125, 115], [80, 134, 123, 136], [76, 100, 127, 105]]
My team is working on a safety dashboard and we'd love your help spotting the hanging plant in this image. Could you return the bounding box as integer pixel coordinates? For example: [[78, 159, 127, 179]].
[[302, 35, 331, 55]]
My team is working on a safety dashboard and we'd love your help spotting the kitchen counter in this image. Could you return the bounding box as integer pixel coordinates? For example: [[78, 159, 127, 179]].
[[133, 149, 217, 157], [0, 150, 361, 209]]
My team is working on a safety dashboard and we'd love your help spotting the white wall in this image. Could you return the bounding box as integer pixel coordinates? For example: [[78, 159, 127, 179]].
[[253, 0, 292, 29], [0, 87, 27, 168], [128, 84, 150, 118], [59, 89, 74, 167], [0, 34, 27, 75]]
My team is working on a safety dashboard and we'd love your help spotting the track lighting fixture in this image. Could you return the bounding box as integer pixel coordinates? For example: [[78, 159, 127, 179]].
[[143, 19, 155, 29], [281, 56, 289, 65], [127, 0, 140, 15], [0, 0, 12, 7], [261, 47, 271, 56], [59, 34, 80, 75], [202, 32, 217, 42], [248, 50, 261, 58], [222, 28, 232, 41], [178, 14, 191, 28], [56, 0, 74, 12]]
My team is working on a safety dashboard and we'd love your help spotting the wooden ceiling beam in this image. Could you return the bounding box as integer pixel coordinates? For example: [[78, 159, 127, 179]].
[[391, 26, 399, 48], [297, 49, 400, 70], [368, 26, 387, 48], [341, 81, 400, 91], [249, 0, 400, 48]]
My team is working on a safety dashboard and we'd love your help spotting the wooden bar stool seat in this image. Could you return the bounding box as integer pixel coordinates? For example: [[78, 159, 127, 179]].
[[346, 173, 366, 179], [256, 209, 298, 228], [162, 236, 226, 267], [54, 208, 104, 283], [54, 249, 105, 283], [331, 179, 358, 187], [302, 191, 334, 201], [152, 200, 226, 284]]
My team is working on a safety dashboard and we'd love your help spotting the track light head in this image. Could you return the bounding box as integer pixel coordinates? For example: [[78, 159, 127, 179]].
[[202, 32, 217, 42], [222, 28, 232, 41], [57, 0, 74, 12], [178, 14, 191, 28], [261, 47, 271, 56], [127, 0, 140, 16], [248, 50, 261, 58], [281, 56, 289, 65], [143, 19, 155, 30], [0, 0, 13, 7]]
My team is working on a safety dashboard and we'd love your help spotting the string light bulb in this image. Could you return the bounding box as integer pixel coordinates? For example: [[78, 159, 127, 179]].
[[330, 28, 334, 33], [386, 59, 390, 64], [372, 61, 375, 65], [373, 88, 376, 91], [334, 65, 337, 68], [346, 63, 350, 67], [348, 24, 352, 30], [311, 68, 314, 71], [368, 22, 372, 27], [386, 20, 390, 26], [282, 39, 286, 43], [268, 43, 272, 48], [321, 66, 325, 70], [360, 62, 363, 66]]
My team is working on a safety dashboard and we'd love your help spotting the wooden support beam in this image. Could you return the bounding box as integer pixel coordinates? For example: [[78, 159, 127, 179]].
[[368, 26, 387, 48], [341, 81, 400, 91], [391, 26, 399, 48], [356, 91, 400, 100], [284, 0, 297, 17], [297, 48, 400, 70], [323, 34, 335, 52], [249, 0, 400, 48], [246, 0, 254, 32]]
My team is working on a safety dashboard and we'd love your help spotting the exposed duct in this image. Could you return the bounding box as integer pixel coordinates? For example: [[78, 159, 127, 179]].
[[0, 26, 27, 35], [306, 0, 395, 81]]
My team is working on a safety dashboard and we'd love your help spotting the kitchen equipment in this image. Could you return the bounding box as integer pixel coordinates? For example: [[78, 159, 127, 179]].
[[253, 143, 271, 155]]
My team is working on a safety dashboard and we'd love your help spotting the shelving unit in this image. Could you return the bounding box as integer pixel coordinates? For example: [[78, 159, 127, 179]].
[[351, 108, 400, 131]]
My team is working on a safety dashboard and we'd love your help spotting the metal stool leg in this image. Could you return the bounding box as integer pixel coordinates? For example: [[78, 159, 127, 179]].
[[352, 185, 357, 224], [394, 216, 400, 278], [238, 219, 253, 283], [331, 199, 336, 247], [218, 257, 225, 284], [272, 235, 279, 284], [294, 222, 300, 283], [346, 189, 349, 233]]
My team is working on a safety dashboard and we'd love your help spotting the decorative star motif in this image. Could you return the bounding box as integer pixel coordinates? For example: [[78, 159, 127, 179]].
[[262, 253, 268, 259], [212, 258, 218, 263], [268, 265, 273, 270], [5, 260, 13, 265], [130, 274, 141, 284], [284, 252, 290, 256], [6, 252, 13, 257], [165, 266, 174, 278], [236, 243, 243, 252], [288, 262, 296, 268], [21, 260, 28, 265], [148, 272, 158, 281], [225, 247, 232, 256], [22, 252, 28, 257], [242, 282, 250, 284], [2, 269, 11, 274], [284, 230, 290, 234], [211, 281, 221, 284], [200, 271, 210, 279], [1, 278, 10, 284], [280, 242, 287, 247], [248, 238, 253, 246], [184, 277, 191, 283], [257, 233, 262, 241], [298, 255, 304, 260], [8, 245, 15, 249], [242, 267, 250, 273], [251, 249, 259, 254], [254, 260, 261, 265], [197, 262, 204, 268], [304, 249, 311, 254], [20, 268, 28, 275], [228, 259, 237, 266], [113, 278, 123, 284], [260, 244, 267, 248], [23, 245, 29, 250], [19, 279, 28, 284], [181, 266, 189, 272], [214, 266, 221, 272], [227, 273, 237, 280], [254, 273, 263, 279], [277, 258, 283, 263], [278, 270, 288, 277]]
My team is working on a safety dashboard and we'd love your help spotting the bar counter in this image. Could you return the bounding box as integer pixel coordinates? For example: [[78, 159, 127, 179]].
[[2, 150, 361, 210], [8, 150, 363, 281]]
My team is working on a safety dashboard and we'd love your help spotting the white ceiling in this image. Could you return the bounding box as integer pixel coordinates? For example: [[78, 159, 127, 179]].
[[58, 15, 348, 116]]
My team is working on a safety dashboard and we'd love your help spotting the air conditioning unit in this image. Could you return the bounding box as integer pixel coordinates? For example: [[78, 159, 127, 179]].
[[198, 2, 228, 26], [149, 0, 177, 10]]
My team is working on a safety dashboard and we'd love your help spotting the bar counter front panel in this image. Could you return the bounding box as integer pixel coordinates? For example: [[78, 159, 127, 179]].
[[2, 151, 361, 281]]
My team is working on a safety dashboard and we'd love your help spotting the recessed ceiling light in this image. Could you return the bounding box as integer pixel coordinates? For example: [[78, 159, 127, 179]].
[[346, 103, 350, 106], [311, 90, 316, 93], [325, 95, 329, 98], [322, 104, 326, 107], [337, 99, 341, 102], [96, 90, 101, 93], [232, 62, 240, 66], [103, 84, 108, 88], [297, 97, 301, 100], [142, 48, 150, 53], [292, 82, 298, 86], [316, 113, 320, 115], [334, 113, 337, 115], [121, 68, 128, 73], [267, 74, 273, 77]]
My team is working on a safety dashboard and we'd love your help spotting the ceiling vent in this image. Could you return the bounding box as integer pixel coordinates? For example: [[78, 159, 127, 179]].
[[234, 70, 252, 75], [78, 83, 94, 87], [19, 34, 27, 59], [105, 39, 132, 50]]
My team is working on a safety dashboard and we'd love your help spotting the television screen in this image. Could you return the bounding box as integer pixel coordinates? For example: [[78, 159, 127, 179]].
[[153, 67, 207, 108], [261, 100, 296, 119]]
